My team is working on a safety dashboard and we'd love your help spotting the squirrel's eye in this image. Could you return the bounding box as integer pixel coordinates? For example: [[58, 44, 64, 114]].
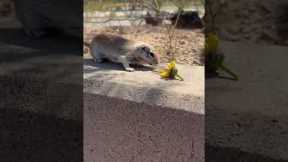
[[149, 52, 154, 57]]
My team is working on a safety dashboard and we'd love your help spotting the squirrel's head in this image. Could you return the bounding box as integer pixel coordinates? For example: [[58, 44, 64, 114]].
[[135, 44, 160, 65]]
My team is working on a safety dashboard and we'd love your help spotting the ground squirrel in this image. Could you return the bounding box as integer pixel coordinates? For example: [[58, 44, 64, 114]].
[[86, 34, 159, 72]]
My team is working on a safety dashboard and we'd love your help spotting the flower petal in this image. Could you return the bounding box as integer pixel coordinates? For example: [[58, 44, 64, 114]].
[[160, 69, 170, 78], [206, 33, 219, 54], [168, 60, 176, 69]]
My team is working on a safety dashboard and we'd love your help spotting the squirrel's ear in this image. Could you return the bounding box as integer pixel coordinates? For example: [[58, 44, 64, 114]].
[[140, 46, 150, 52], [140, 46, 146, 50]]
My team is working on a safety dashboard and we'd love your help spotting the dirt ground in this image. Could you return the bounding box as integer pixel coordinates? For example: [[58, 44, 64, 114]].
[[84, 25, 205, 66], [205, 0, 288, 45]]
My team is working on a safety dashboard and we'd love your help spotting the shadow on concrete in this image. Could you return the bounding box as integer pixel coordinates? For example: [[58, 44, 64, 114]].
[[206, 74, 237, 81], [83, 58, 155, 73], [0, 23, 83, 161], [206, 145, 288, 162], [0, 108, 82, 162], [206, 41, 288, 160]]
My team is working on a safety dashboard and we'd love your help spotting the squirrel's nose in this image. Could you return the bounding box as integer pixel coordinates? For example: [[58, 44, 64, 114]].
[[154, 53, 160, 64]]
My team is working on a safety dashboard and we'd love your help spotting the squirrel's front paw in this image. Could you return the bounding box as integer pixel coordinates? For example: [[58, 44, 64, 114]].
[[125, 67, 135, 72], [94, 58, 105, 63]]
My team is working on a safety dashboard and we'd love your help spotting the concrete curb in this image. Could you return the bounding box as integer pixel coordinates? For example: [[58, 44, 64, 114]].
[[84, 59, 204, 114], [84, 60, 204, 162]]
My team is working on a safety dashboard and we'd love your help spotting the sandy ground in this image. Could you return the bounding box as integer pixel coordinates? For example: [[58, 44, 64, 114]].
[[206, 0, 288, 46], [84, 25, 205, 66]]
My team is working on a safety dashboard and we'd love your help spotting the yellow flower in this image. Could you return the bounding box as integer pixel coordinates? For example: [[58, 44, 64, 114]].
[[167, 60, 176, 69], [205, 33, 219, 54], [159, 69, 170, 78], [160, 60, 183, 81]]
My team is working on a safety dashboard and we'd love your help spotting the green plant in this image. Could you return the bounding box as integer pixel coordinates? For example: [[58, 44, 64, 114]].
[[205, 32, 239, 80], [164, 8, 181, 61]]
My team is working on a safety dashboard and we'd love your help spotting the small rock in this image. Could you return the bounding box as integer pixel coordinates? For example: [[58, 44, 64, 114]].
[[179, 40, 186, 45]]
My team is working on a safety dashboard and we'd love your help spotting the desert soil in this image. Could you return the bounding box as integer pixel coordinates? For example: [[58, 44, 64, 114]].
[[84, 25, 204, 66], [205, 0, 288, 45]]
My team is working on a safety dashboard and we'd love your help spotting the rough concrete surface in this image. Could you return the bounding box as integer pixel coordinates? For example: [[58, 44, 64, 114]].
[[85, 94, 204, 162], [0, 17, 83, 120], [84, 60, 204, 114], [0, 43, 83, 121], [84, 61, 204, 162], [0, 18, 82, 161], [206, 41, 288, 160]]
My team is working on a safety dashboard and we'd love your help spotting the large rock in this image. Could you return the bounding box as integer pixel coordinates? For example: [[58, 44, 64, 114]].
[[170, 11, 204, 29]]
